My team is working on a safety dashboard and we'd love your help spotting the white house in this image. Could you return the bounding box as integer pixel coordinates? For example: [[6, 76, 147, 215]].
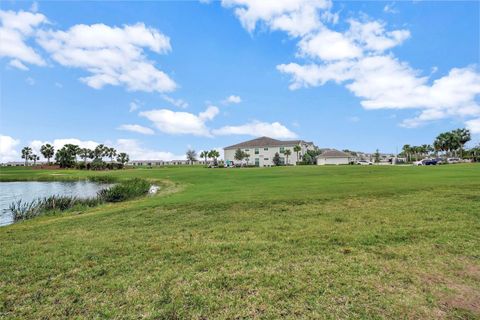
[[316, 149, 352, 165], [224, 136, 315, 167]]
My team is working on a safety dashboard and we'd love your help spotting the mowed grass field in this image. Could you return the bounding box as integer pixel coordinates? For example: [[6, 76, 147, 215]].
[[0, 165, 479, 319]]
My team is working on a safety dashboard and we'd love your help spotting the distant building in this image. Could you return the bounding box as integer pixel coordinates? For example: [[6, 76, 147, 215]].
[[224, 136, 315, 167], [129, 160, 205, 166], [316, 149, 352, 165]]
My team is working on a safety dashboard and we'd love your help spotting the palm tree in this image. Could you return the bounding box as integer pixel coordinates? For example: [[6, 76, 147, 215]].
[[186, 149, 197, 165], [284, 149, 292, 165], [453, 128, 471, 158], [40, 144, 55, 165], [106, 147, 117, 163], [93, 144, 106, 160], [402, 144, 411, 162], [293, 145, 301, 164], [29, 154, 40, 166], [116, 152, 129, 167], [78, 148, 93, 165], [208, 150, 220, 165], [200, 151, 209, 167], [21, 147, 32, 166]]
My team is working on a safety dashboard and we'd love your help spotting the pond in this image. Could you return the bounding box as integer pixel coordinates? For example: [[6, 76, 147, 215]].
[[0, 181, 110, 226]]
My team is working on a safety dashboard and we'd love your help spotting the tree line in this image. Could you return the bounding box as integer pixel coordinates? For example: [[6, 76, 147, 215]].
[[402, 128, 479, 162], [20, 144, 130, 170]]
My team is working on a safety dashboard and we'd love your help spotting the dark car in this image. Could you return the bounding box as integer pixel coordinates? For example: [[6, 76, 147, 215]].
[[422, 159, 437, 165]]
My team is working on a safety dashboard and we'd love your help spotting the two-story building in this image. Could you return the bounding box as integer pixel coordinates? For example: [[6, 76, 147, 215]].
[[224, 136, 315, 167]]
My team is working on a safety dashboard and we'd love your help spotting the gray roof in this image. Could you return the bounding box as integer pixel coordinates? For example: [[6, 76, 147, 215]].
[[224, 136, 311, 150], [318, 149, 352, 158]]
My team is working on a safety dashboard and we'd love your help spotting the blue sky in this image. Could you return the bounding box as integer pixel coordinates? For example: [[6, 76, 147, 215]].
[[1, 0, 479, 161]]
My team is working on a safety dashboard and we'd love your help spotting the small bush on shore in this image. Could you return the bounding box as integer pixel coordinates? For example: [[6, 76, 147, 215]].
[[98, 178, 151, 202]]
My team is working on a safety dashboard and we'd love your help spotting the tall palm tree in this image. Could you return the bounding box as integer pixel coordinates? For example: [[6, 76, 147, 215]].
[[93, 144, 106, 160], [116, 153, 129, 167], [40, 144, 55, 165], [186, 149, 197, 165], [453, 128, 471, 158], [284, 149, 292, 165], [106, 147, 117, 163], [402, 144, 411, 162], [200, 150, 208, 166], [29, 154, 40, 166], [78, 148, 93, 165], [293, 145, 301, 164], [21, 147, 32, 166]]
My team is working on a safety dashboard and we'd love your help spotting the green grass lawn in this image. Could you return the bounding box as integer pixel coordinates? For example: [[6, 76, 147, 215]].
[[1, 165, 479, 319]]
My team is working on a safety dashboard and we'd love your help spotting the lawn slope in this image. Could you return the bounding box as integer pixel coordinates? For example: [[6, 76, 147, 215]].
[[0, 165, 479, 319]]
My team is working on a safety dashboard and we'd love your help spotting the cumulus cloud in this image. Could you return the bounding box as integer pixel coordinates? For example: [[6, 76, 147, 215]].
[[118, 124, 154, 135], [161, 94, 189, 108], [223, 1, 479, 129], [0, 10, 47, 67], [140, 106, 219, 137], [36, 22, 176, 92], [221, 0, 332, 36], [0, 135, 20, 162], [213, 121, 297, 139], [115, 139, 185, 160], [222, 95, 242, 104], [466, 118, 480, 134]]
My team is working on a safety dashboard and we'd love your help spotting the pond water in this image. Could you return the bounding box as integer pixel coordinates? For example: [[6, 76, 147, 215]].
[[0, 181, 110, 226]]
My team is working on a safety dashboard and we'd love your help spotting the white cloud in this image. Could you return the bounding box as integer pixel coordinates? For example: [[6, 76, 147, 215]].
[[0, 135, 20, 162], [221, 0, 332, 36], [140, 106, 219, 137], [223, 95, 242, 104], [213, 121, 297, 139], [465, 118, 480, 134], [383, 3, 398, 14], [223, 2, 480, 128], [26, 77, 35, 85], [115, 139, 185, 160], [129, 100, 141, 112], [161, 94, 189, 108], [298, 28, 362, 61], [0, 10, 47, 67], [9, 59, 29, 70], [118, 124, 154, 135], [347, 19, 410, 52], [36, 22, 176, 93]]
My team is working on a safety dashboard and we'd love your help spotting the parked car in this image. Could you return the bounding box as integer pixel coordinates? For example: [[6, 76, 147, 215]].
[[415, 159, 437, 166], [447, 158, 461, 164], [356, 160, 373, 165], [433, 158, 446, 165]]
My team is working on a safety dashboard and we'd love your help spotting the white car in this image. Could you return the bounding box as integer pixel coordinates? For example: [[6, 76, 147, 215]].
[[447, 158, 461, 164], [356, 160, 372, 165]]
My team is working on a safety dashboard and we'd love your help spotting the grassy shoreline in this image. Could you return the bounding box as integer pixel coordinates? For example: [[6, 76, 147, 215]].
[[1, 165, 479, 318]]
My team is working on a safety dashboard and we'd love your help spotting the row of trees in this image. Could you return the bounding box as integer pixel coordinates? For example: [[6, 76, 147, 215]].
[[401, 128, 476, 162], [20, 144, 130, 169]]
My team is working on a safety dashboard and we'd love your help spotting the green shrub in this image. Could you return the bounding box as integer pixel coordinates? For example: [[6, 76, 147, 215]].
[[98, 178, 150, 202], [90, 159, 106, 171]]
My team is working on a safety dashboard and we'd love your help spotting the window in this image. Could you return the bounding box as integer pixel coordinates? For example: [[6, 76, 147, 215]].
[[255, 158, 260, 167], [264, 158, 269, 161], [280, 157, 285, 164], [245, 149, 249, 152], [280, 147, 285, 154], [264, 147, 268, 151], [255, 148, 259, 154]]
